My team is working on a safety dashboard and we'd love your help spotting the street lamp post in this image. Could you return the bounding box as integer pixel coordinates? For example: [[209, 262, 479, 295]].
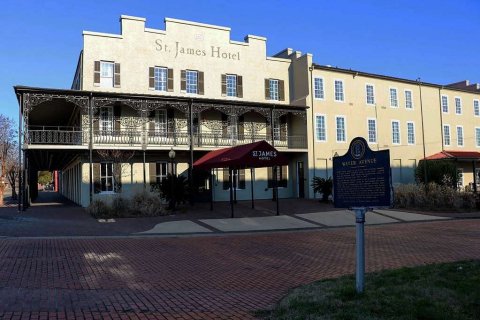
[[169, 147, 176, 211]]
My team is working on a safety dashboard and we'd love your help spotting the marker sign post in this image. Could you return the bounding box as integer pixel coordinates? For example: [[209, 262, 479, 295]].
[[333, 137, 392, 293]]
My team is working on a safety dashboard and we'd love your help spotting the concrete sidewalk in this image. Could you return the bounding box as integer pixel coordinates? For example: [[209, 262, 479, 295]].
[[137, 209, 450, 235]]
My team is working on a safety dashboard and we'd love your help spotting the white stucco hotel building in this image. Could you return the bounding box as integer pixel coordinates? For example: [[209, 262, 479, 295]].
[[14, 16, 480, 207]]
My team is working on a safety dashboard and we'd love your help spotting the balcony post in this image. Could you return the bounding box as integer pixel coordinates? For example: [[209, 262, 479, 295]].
[[89, 94, 93, 205], [188, 99, 194, 205], [17, 93, 23, 212]]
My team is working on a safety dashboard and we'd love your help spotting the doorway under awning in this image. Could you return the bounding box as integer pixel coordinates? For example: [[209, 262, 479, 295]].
[[193, 140, 289, 217], [424, 150, 480, 192]]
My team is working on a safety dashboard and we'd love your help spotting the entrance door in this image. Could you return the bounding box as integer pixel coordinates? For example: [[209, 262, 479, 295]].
[[297, 161, 305, 198]]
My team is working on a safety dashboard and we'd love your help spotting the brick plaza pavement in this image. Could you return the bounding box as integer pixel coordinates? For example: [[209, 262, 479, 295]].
[[0, 219, 479, 319]]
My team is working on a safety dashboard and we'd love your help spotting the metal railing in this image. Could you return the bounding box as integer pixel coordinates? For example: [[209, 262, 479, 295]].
[[93, 130, 142, 145], [27, 126, 84, 145], [193, 133, 307, 149], [147, 130, 190, 146]]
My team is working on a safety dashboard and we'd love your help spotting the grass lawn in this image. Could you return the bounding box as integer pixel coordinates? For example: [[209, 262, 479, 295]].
[[258, 260, 480, 320]]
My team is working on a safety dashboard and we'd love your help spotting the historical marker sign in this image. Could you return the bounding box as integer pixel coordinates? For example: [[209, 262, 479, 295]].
[[333, 137, 392, 208]]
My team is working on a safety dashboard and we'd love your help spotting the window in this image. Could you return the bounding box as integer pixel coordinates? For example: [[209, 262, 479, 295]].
[[457, 126, 464, 147], [155, 110, 167, 134], [100, 61, 114, 87], [405, 90, 413, 109], [186, 70, 198, 94], [366, 84, 375, 105], [268, 165, 288, 188], [391, 121, 400, 144], [100, 107, 114, 133], [455, 97, 462, 114], [226, 74, 237, 97], [316, 114, 326, 141], [223, 169, 245, 190], [100, 162, 114, 192], [443, 125, 451, 146], [314, 77, 324, 99], [390, 88, 398, 107], [474, 100, 480, 116], [334, 80, 344, 102], [477, 128, 480, 147], [441, 95, 449, 113], [407, 122, 415, 145], [155, 162, 168, 184], [367, 119, 377, 143], [336, 116, 346, 142], [154, 67, 168, 91], [269, 79, 279, 100]]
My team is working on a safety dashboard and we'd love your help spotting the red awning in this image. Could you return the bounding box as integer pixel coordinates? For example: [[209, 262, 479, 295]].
[[424, 150, 480, 161], [193, 140, 289, 170]]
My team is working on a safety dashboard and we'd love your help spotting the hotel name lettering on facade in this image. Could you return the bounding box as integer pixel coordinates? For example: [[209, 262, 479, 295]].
[[155, 39, 241, 60]]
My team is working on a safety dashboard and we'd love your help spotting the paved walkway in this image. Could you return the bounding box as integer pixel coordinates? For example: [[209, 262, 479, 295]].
[[0, 219, 478, 319]]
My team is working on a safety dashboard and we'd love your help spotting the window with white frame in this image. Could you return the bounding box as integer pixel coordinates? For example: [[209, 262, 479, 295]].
[[100, 61, 114, 87], [155, 109, 167, 134], [100, 106, 114, 133], [474, 100, 480, 116], [367, 119, 377, 143], [390, 88, 398, 107], [405, 90, 413, 109], [269, 79, 279, 100], [155, 162, 168, 184], [407, 122, 415, 145], [314, 77, 324, 99], [226, 74, 237, 97], [316, 115, 326, 141], [477, 128, 480, 147], [443, 125, 451, 146], [391, 121, 400, 144], [154, 67, 168, 91], [336, 116, 346, 142], [455, 97, 462, 114], [457, 126, 464, 147], [334, 80, 344, 102], [100, 162, 114, 192], [366, 84, 375, 105], [186, 70, 198, 94], [441, 95, 449, 113]]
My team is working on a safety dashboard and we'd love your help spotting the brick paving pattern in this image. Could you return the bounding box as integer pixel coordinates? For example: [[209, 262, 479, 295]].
[[0, 220, 479, 319]]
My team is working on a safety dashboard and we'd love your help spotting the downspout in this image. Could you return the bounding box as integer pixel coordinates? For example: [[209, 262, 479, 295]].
[[309, 66, 317, 195], [89, 92, 93, 204], [438, 87, 444, 151], [17, 93, 22, 212], [417, 78, 428, 184]]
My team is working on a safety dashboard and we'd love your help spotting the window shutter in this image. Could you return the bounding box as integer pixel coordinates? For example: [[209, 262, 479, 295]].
[[167, 68, 174, 92], [149, 67, 155, 90], [113, 163, 122, 193], [267, 167, 273, 188], [149, 111, 155, 131], [223, 168, 230, 190], [280, 165, 288, 188], [239, 169, 246, 189], [266, 120, 272, 139], [280, 115, 287, 141], [114, 105, 121, 131], [167, 109, 174, 136], [221, 113, 228, 137], [221, 74, 227, 97], [114, 63, 121, 88], [149, 163, 157, 186], [180, 70, 186, 91], [265, 79, 270, 100], [237, 76, 243, 98], [278, 80, 285, 101], [94, 61, 100, 86], [93, 163, 101, 193], [238, 115, 244, 140], [198, 71, 204, 95]]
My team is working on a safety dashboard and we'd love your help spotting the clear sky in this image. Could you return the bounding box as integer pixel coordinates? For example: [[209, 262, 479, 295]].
[[1, 0, 479, 121]]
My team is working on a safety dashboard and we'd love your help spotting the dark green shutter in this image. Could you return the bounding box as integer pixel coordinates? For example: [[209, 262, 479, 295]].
[[265, 79, 270, 99], [221, 74, 227, 96], [93, 163, 101, 193], [114, 105, 121, 131], [94, 61, 100, 85], [280, 165, 288, 188], [180, 70, 186, 91], [198, 71, 204, 95], [114, 63, 121, 87], [149, 67, 155, 89], [280, 116, 287, 141], [237, 75, 243, 98], [167, 68, 174, 91], [167, 109, 174, 137], [278, 80, 285, 101]]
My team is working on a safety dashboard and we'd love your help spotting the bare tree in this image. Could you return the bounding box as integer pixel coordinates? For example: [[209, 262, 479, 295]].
[[96, 150, 135, 193], [5, 148, 19, 200], [0, 115, 17, 206]]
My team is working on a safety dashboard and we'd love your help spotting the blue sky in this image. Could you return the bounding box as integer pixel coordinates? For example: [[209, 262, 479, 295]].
[[1, 0, 479, 121]]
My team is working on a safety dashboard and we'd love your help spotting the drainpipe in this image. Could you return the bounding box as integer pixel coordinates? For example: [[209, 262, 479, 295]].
[[309, 65, 317, 195], [89, 92, 93, 204], [17, 93, 23, 212], [438, 87, 444, 151], [417, 78, 428, 184]]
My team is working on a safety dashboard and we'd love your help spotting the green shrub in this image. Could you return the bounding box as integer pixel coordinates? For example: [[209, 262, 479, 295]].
[[130, 191, 166, 217], [111, 196, 131, 218], [87, 200, 111, 219], [416, 160, 458, 187], [311, 177, 333, 202]]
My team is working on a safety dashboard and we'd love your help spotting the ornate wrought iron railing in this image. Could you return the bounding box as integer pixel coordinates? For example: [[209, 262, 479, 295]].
[[193, 133, 307, 148], [147, 130, 190, 146], [27, 126, 84, 145], [93, 130, 142, 145]]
